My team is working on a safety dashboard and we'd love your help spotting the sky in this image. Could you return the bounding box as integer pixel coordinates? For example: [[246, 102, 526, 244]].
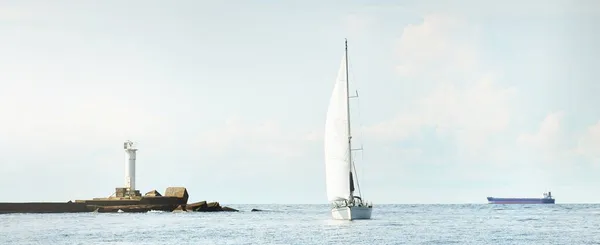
[[0, 0, 599, 204]]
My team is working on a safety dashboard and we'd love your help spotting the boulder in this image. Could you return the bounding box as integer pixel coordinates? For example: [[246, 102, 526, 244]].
[[172, 205, 186, 212], [189, 201, 224, 212], [144, 190, 162, 197], [251, 208, 263, 212], [205, 202, 221, 211], [187, 201, 207, 211], [221, 206, 239, 212], [164, 187, 189, 204]]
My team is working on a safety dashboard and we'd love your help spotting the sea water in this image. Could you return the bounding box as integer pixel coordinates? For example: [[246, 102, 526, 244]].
[[1, 204, 599, 244]]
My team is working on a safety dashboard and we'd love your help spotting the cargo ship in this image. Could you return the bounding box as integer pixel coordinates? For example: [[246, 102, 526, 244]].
[[487, 192, 555, 204]]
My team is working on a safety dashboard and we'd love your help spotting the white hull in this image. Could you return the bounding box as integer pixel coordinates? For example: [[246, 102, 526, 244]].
[[331, 206, 372, 220]]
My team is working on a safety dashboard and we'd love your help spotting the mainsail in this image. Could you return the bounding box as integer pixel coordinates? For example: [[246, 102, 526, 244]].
[[324, 54, 352, 202]]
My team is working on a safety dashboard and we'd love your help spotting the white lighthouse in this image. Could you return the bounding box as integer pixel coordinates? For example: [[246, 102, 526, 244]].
[[124, 140, 138, 196]]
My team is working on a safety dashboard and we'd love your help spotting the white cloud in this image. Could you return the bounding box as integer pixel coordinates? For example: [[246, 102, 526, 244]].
[[365, 77, 516, 140], [513, 111, 597, 171], [365, 14, 516, 154], [508, 113, 600, 194], [513, 111, 572, 172], [421, 75, 516, 147], [517, 111, 565, 152], [575, 120, 600, 159]]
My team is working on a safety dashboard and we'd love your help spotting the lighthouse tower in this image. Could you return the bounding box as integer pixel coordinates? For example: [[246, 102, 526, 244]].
[[124, 140, 138, 197]]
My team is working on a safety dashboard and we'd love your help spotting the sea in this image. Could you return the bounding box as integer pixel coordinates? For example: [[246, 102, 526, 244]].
[[1, 204, 599, 244]]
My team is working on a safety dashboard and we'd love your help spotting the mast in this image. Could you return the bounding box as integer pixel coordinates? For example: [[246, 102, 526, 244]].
[[345, 38, 354, 200]]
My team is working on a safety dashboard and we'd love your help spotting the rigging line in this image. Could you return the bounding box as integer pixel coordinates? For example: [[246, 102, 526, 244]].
[[356, 87, 366, 201]]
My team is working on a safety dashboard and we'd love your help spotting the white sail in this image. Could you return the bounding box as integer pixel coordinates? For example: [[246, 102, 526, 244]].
[[325, 40, 372, 221], [324, 54, 351, 202]]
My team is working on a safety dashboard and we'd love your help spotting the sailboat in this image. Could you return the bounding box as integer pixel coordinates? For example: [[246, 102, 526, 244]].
[[324, 39, 373, 220]]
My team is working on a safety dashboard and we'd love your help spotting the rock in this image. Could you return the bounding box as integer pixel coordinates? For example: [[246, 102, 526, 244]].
[[172, 205, 186, 212], [251, 208, 263, 212], [189, 201, 224, 212], [205, 202, 221, 211], [144, 190, 162, 197], [187, 201, 207, 211], [221, 206, 238, 212], [177, 200, 237, 212], [164, 187, 189, 204]]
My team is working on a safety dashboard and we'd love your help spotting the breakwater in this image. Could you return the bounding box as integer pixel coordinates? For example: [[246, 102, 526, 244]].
[[0, 187, 237, 214]]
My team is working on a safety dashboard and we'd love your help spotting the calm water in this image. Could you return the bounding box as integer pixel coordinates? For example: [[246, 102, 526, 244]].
[[1, 204, 599, 244]]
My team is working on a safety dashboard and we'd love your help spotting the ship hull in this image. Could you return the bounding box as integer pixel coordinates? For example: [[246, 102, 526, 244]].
[[331, 206, 372, 220], [487, 197, 555, 204]]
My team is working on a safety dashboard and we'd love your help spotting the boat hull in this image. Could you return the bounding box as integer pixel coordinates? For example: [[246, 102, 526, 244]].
[[331, 206, 372, 220], [487, 197, 555, 204]]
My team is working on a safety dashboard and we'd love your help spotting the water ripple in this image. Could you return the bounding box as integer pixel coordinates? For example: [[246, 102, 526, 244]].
[[1, 204, 600, 244]]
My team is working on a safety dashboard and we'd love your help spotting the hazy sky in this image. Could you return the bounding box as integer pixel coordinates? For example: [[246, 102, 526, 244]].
[[1, 0, 599, 204]]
